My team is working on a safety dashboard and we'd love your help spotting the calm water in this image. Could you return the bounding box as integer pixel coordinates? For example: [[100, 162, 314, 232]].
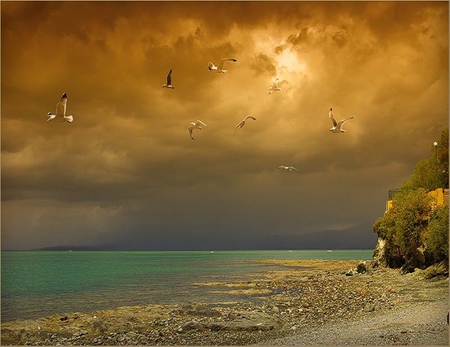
[[1, 250, 373, 322]]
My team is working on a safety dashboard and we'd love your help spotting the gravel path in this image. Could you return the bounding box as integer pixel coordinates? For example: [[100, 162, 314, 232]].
[[264, 300, 449, 346]]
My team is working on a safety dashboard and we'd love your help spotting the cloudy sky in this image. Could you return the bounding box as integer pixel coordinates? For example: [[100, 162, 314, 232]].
[[1, 1, 448, 250]]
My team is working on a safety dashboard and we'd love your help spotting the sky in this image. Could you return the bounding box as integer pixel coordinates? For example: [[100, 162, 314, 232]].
[[1, 1, 448, 251]]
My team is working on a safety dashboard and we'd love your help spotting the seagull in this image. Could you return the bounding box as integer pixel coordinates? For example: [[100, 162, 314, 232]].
[[162, 69, 174, 89], [47, 92, 73, 123], [268, 78, 282, 94], [188, 120, 208, 141], [278, 166, 299, 172], [234, 115, 256, 135], [328, 108, 354, 133], [208, 58, 237, 74]]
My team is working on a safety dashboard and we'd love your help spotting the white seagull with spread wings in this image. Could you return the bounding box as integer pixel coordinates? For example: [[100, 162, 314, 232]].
[[268, 78, 282, 94], [188, 120, 208, 141], [278, 166, 299, 172], [208, 58, 237, 74], [234, 115, 256, 136], [328, 108, 355, 133], [47, 92, 73, 123], [162, 69, 174, 89]]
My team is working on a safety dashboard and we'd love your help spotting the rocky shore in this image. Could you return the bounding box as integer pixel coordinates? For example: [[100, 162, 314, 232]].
[[1, 260, 448, 346]]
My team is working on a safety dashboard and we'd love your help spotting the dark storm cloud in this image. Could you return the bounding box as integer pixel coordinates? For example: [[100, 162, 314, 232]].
[[1, 1, 448, 250]]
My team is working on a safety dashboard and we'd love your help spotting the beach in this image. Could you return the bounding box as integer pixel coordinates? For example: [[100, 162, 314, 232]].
[[1, 259, 448, 346]]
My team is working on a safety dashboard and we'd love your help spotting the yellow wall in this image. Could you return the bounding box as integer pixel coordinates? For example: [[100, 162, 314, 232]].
[[386, 200, 393, 211], [427, 188, 449, 207]]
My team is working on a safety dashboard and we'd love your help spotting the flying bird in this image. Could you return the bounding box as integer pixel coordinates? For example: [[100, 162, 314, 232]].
[[328, 108, 355, 133], [162, 69, 174, 89], [208, 58, 237, 74], [47, 92, 73, 123], [234, 115, 256, 136], [268, 78, 282, 94], [278, 166, 299, 172], [188, 120, 208, 141]]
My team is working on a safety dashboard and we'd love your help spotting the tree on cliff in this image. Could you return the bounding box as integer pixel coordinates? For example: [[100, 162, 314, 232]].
[[405, 129, 449, 190], [372, 128, 449, 271]]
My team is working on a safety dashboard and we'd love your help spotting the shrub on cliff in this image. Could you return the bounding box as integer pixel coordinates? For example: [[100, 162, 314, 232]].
[[373, 188, 432, 270], [423, 206, 449, 265]]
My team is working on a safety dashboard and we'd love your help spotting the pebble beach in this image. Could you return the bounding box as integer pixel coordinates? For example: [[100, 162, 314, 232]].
[[1, 259, 448, 346]]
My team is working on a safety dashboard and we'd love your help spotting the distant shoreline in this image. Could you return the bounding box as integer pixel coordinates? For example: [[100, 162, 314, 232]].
[[2, 259, 447, 346]]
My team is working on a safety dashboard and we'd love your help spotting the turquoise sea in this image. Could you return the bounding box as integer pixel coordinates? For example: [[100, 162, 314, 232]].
[[1, 250, 373, 322]]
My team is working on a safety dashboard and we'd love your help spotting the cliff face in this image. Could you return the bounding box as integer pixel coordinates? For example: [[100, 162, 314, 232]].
[[371, 237, 386, 268], [370, 235, 407, 271]]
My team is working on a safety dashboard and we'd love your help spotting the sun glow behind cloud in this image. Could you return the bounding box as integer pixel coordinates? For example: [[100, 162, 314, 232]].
[[276, 48, 307, 75]]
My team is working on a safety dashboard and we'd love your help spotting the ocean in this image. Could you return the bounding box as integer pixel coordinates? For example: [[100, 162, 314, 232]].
[[1, 250, 373, 322]]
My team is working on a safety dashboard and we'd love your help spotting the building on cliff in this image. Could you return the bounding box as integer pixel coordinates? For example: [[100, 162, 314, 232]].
[[385, 187, 449, 212]]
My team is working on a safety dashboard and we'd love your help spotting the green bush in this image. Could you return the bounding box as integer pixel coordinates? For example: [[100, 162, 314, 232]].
[[423, 206, 449, 265], [373, 188, 432, 269]]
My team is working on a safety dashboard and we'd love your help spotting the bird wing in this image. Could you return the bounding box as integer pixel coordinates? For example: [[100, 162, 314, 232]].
[[196, 120, 208, 128], [328, 110, 338, 127], [245, 116, 256, 121], [235, 119, 245, 129], [234, 121, 244, 136], [235, 120, 245, 132], [46, 114, 56, 122], [56, 93, 67, 117], [289, 166, 299, 171], [187, 126, 195, 140], [217, 58, 237, 70], [337, 116, 355, 129], [167, 69, 172, 85]]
